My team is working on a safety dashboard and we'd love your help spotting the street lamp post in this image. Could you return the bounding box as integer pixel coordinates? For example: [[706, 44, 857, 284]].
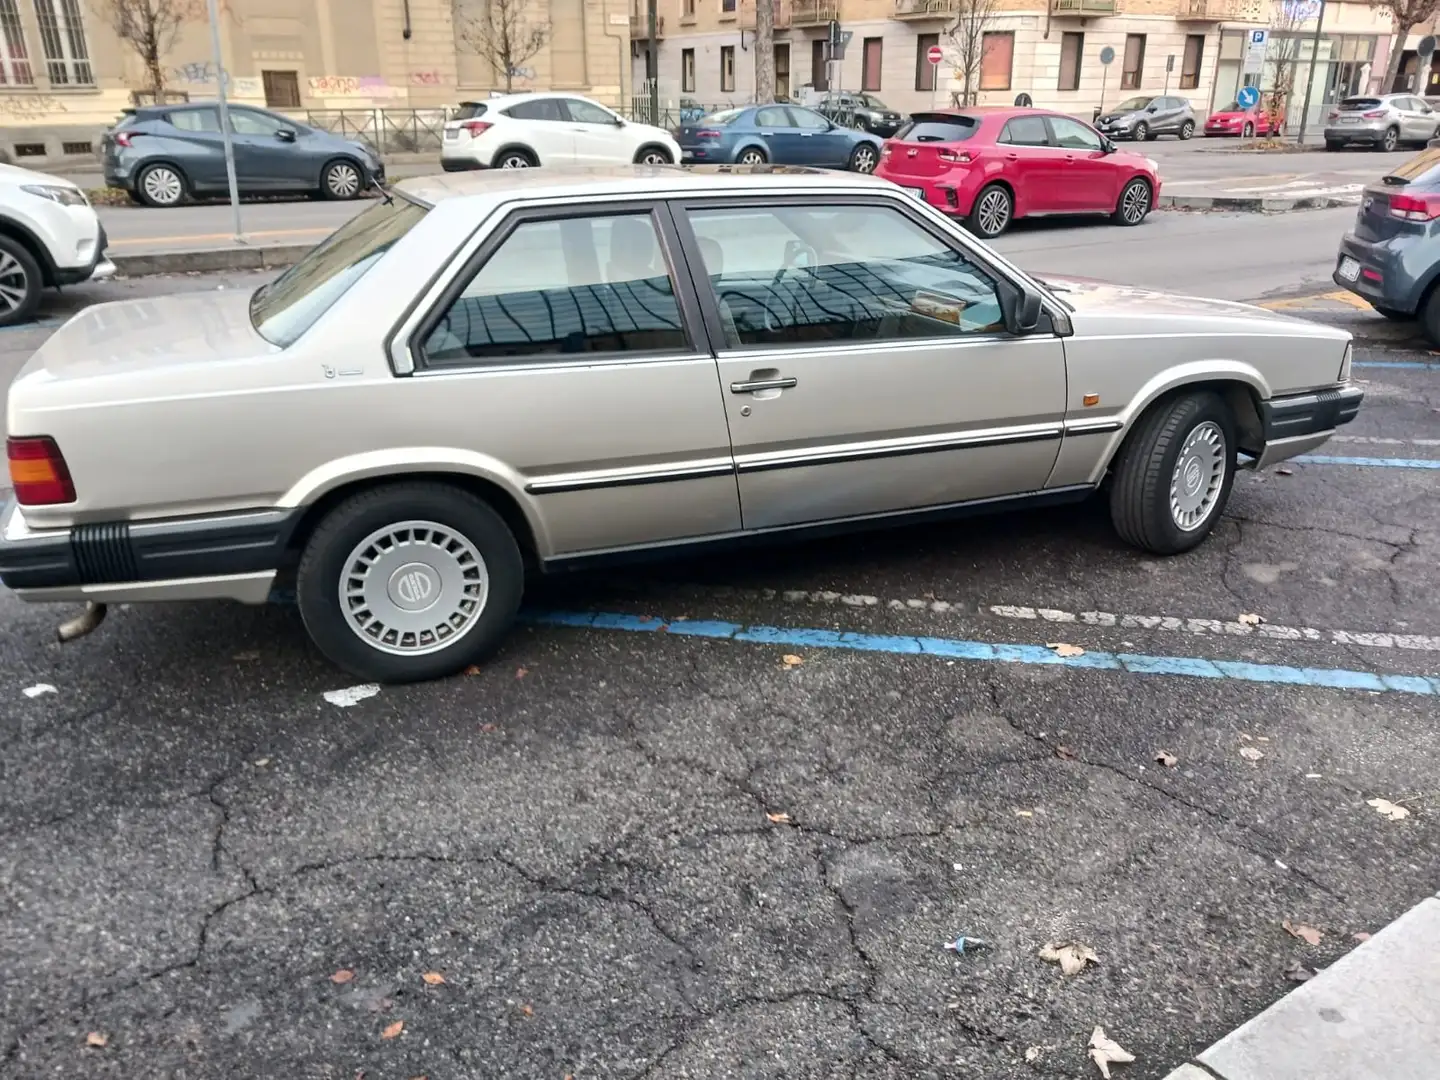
[[1295, 0, 1327, 146], [206, 0, 243, 242]]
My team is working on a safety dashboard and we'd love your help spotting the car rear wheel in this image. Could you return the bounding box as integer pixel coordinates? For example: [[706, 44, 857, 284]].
[[1420, 289, 1440, 347], [1134, 121, 1149, 141], [848, 143, 879, 173], [1178, 120, 1195, 140], [296, 483, 525, 683], [737, 147, 767, 165], [1112, 178, 1151, 226], [1372, 304, 1411, 321], [634, 145, 673, 165], [136, 163, 187, 207], [1381, 127, 1399, 152], [1242, 122, 1255, 138], [1109, 391, 1236, 555], [967, 183, 1012, 239], [0, 235, 43, 328], [1325, 139, 1343, 151], [322, 159, 364, 199], [495, 150, 535, 169]]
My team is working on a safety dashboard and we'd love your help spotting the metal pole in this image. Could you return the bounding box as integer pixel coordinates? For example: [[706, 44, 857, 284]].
[[206, 0, 243, 242], [647, 0, 659, 123], [1295, 0, 1327, 145]]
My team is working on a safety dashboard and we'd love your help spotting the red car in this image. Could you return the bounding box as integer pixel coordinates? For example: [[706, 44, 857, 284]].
[[874, 107, 1160, 239], [1204, 102, 1283, 137]]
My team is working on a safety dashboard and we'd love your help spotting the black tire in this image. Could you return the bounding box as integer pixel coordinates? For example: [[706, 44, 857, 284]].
[[1112, 177, 1151, 226], [634, 144, 673, 165], [1178, 120, 1194, 140], [296, 482, 525, 683], [1381, 127, 1399, 152], [1372, 304, 1411, 321], [1134, 121, 1149, 141], [0, 234, 43, 328], [1109, 391, 1237, 555], [135, 162, 188, 207], [321, 158, 365, 200], [967, 182, 1013, 239], [493, 148, 536, 169], [848, 142, 879, 173], [1421, 288, 1440, 348], [1242, 122, 1255, 138], [1325, 139, 1343, 151], [736, 146, 768, 165]]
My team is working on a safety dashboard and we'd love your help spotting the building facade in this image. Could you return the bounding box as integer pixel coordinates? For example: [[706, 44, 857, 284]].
[[0, 0, 631, 163]]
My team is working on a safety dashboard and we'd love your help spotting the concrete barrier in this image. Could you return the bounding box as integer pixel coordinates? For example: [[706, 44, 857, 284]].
[[110, 245, 312, 277]]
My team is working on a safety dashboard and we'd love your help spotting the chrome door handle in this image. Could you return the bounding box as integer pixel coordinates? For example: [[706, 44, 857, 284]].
[[730, 376, 797, 393], [800, 132, 813, 137]]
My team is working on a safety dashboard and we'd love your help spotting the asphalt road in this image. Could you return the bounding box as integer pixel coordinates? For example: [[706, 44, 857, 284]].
[[1, 272, 1438, 1078]]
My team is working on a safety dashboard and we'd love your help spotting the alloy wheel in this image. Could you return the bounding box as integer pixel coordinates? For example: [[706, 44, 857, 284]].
[[1121, 181, 1149, 224], [327, 162, 361, 198], [1179, 120, 1194, 140], [142, 166, 183, 206], [1169, 422, 1227, 531], [640, 150, 669, 164], [1383, 128, 1398, 152], [499, 155, 531, 169], [739, 149, 766, 165], [1135, 121, 1148, 141], [0, 250, 30, 317], [851, 145, 877, 173], [975, 188, 1010, 236]]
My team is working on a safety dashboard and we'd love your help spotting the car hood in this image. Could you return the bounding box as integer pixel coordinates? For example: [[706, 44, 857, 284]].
[[0, 161, 82, 189], [1098, 111, 1141, 123], [629, 120, 677, 142]]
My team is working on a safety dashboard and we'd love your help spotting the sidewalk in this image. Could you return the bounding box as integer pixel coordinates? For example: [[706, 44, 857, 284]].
[[1163, 893, 1440, 1080]]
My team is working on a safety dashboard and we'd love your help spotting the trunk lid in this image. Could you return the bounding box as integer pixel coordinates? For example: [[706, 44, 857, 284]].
[[882, 113, 982, 180], [1353, 149, 1440, 243]]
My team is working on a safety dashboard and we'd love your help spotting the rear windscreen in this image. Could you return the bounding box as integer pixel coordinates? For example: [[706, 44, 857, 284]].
[[1383, 148, 1440, 187], [455, 102, 487, 120], [1339, 98, 1382, 110], [895, 114, 980, 143]]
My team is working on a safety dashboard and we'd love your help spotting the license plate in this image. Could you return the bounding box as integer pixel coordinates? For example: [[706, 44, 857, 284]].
[[1340, 116, 1359, 124], [681, 152, 695, 162], [904, 186, 925, 200], [444, 129, 459, 140], [1338, 256, 1361, 281]]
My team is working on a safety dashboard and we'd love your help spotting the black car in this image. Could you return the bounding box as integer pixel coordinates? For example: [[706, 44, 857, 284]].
[[816, 92, 906, 137]]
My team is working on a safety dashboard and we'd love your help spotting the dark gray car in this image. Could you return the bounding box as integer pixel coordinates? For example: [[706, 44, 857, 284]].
[[101, 103, 385, 207], [1095, 96, 1196, 142]]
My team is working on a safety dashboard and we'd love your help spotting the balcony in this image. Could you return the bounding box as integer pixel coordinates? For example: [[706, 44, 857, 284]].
[[1050, 0, 1117, 14], [1177, 0, 1264, 18], [630, 11, 665, 36], [790, 0, 839, 25], [893, 0, 957, 18], [740, 0, 793, 30]]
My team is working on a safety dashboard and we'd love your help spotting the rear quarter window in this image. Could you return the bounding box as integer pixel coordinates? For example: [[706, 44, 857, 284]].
[[896, 114, 980, 142], [455, 102, 487, 120]]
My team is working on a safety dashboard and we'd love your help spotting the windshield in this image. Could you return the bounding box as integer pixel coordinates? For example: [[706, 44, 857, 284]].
[[859, 94, 889, 109], [1115, 97, 1153, 112], [1217, 101, 1245, 112], [250, 197, 428, 347], [699, 108, 744, 125]]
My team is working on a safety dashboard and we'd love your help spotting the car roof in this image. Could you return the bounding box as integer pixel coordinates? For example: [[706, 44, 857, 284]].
[[914, 106, 1071, 121], [394, 163, 892, 207]]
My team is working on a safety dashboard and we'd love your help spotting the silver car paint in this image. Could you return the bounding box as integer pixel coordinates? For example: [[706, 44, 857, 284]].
[[5, 166, 1354, 603]]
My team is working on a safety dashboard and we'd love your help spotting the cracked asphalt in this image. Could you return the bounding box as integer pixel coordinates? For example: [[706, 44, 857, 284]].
[[2, 276, 1439, 1080]]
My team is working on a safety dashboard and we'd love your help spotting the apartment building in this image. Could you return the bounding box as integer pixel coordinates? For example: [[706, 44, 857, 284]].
[[0, 0, 631, 162], [632, 0, 1397, 131]]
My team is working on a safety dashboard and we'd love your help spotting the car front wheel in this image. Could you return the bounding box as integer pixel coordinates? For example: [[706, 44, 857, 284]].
[[848, 143, 878, 173], [1112, 178, 1152, 226], [1109, 391, 1236, 555], [322, 159, 364, 199], [1134, 121, 1149, 141], [296, 482, 525, 683], [0, 235, 43, 327], [635, 146, 673, 165], [1179, 120, 1195, 140]]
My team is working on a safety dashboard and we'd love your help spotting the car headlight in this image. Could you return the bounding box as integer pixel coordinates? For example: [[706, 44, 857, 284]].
[[1340, 341, 1352, 381], [21, 184, 88, 207]]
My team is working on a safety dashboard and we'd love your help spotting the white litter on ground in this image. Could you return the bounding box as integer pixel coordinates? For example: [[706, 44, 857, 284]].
[[22, 684, 57, 698], [323, 684, 380, 708]]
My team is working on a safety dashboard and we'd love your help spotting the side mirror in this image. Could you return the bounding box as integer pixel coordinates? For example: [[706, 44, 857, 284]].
[[1013, 288, 1042, 334], [276, 128, 296, 142], [1100, 137, 1116, 154], [613, 116, 626, 127]]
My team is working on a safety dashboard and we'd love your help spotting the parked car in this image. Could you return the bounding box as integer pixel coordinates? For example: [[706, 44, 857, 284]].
[[1204, 102, 1282, 138], [0, 166, 1361, 682], [673, 104, 882, 172], [1333, 147, 1440, 340], [815, 91, 907, 137], [874, 108, 1160, 238], [1094, 96, 1197, 141], [0, 163, 114, 326], [441, 92, 680, 169], [101, 103, 384, 208], [1324, 94, 1440, 152]]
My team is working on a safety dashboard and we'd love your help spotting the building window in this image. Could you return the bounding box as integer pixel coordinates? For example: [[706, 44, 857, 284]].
[[979, 31, 1013, 91], [1121, 33, 1145, 90], [811, 38, 828, 91], [683, 0, 695, 15], [1180, 33, 1203, 90], [262, 70, 301, 108], [775, 43, 790, 98], [915, 32, 938, 91], [862, 37, 882, 92], [1058, 31, 1082, 91], [32, 0, 91, 85], [721, 44, 735, 91], [721, 0, 735, 12], [681, 48, 695, 92], [0, 0, 33, 84]]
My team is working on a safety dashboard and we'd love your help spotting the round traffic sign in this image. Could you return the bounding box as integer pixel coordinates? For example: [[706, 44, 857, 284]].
[[1237, 85, 1260, 109], [1099, 45, 1115, 65], [927, 44, 944, 66], [1420, 34, 1437, 59]]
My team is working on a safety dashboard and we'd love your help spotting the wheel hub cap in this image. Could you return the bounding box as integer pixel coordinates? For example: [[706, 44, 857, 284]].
[[0, 251, 28, 314], [340, 520, 489, 655], [331, 165, 360, 196], [145, 169, 181, 204], [1169, 421, 1226, 531]]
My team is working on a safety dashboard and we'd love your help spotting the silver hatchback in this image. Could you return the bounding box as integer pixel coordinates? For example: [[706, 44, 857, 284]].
[[1325, 94, 1440, 152], [0, 166, 1362, 683]]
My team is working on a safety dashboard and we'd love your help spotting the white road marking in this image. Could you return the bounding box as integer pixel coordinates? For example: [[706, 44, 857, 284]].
[[1331, 435, 1440, 448]]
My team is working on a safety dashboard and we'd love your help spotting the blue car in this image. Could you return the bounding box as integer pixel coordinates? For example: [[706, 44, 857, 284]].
[[674, 104, 882, 173]]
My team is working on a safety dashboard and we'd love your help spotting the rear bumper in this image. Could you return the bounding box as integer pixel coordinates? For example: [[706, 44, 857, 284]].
[[1324, 123, 1388, 142], [0, 501, 300, 603], [1254, 384, 1364, 468], [1332, 232, 1428, 312]]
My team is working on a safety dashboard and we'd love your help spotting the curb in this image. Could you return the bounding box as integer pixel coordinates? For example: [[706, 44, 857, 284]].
[[1159, 192, 1360, 212], [110, 244, 311, 277]]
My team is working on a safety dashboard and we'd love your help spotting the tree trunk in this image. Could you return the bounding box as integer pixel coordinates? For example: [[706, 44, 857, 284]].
[[754, 0, 775, 103], [147, 51, 166, 104], [1382, 23, 1413, 95]]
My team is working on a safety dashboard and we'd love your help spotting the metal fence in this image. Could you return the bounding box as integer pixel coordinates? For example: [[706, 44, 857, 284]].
[[288, 108, 454, 153], [626, 96, 747, 128]]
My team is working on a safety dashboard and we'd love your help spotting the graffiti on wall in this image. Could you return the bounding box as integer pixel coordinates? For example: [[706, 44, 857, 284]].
[[308, 75, 404, 98], [410, 70, 443, 86], [0, 94, 67, 117]]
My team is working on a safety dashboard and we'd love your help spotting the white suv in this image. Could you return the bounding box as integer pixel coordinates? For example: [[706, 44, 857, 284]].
[[0, 162, 113, 327], [440, 92, 681, 170]]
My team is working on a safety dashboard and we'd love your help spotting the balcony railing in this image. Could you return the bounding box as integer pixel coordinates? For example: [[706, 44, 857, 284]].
[[1050, 0, 1117, 14], [740, 0, 792, 30], [1177, 0, 1264, 18], [630, 12, 665, 36], [893, 0, 957, 18], [790, 0, 839, 25]]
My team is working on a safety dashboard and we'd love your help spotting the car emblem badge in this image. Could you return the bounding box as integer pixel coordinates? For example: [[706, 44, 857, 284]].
[[392, 567, 436, 608], [1363, 196, 1374, 209], [907, 148, 918, 157]]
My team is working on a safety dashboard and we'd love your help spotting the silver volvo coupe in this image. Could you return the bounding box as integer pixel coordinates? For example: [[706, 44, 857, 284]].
[[0, 166, 1362, 682]]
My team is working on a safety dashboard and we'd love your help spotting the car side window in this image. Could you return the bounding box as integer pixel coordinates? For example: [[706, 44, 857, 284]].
[[1049, 116, 1104, 150], [505, 98, 565, 122], [564, 99, 616, 124], [169, 108, 221, 132], [788, 107, 832, 130], [230, 110, 285, 136], [685, 202, 1007, 349], [754, 106, 791, 127], [421, 212, 688, 365], [998, 116, 1050, 146]]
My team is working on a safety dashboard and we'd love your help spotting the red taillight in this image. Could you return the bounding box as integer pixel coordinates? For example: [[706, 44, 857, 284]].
[[460, 120, 492, 136], [937, 148, 972, 164], [1327, 111, 1338, 120], [114, 131, 134, 148], [1388, 192, 1440, 221], [1363, 110, 1386, 118], [7, 437, 75, 506], [697, 129, 722, 139], [1361, 267, 1383, 282]]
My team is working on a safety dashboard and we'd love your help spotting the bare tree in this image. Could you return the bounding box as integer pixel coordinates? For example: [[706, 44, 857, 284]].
[[1378, 0, 1440, 94], [96, 0, 200, 104], [754, 0, 775, 103], [455, 0, 551, 93], [1260, 0, 1308, 138], [946, 0, 1000, 107]]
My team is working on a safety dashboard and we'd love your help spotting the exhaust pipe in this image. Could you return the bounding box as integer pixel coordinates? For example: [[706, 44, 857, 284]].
[[57, 602, 107, 643]]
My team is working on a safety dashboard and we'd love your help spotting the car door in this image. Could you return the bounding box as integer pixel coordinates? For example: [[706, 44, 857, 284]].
[[1047, 116, 1119, 212], [161, 106, 228, 191], [228, 108, 309, 189], [752, 104, 800, 162], [677, 197, 1067, 530], [501, 97, 575, 164], [995, 115, 1061, 214], [403, 202, 740, 556], [561, 97, 629, 164], [786, 106, 852, 166], [1151, 97, 1177, 134], [1402, 97, 1434, 141], [1418, 97, 1440, 140]]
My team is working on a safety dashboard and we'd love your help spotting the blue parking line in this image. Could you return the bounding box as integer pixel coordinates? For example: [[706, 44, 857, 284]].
[[1296, 455, 1440, 469], [525, 611, 1439, 696], [1353, 360, 1439, 370]]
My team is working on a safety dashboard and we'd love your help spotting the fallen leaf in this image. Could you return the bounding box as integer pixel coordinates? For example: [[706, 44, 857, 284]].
[[515, 667, 528, 679], [1276, 467, 1295, 476], [479, 723, 499, 733], [1239, 746, 1265, 762], [1237, 613, 1265, 626], [1283, 919, 1323, 946], [380, 1020, 404, 1040], [781, 654, 804, 668], [1014, 808, 1034, 818], [520, 1004, 535, 1018], [421, 971, 446, 986], [463, 664, 482, 676], [232, 650, 260, 661], [1088, 1026, 1135, 1078], [1046, 642, 1085, 658], [252, 758, 271, 768], [1038, 941, 1100, 976], [1025, 1046, 1043, 1062], [1352, 931, 1372, 943], [85, 1032, 108, 1048], [1055, 745, 1077, 760], [1283, 960, 1316, 982], [1368, 797, 1411, 821], [1155, 750, 1178, 768], [766, 811, 792, 825], [330, 969, 355, 984]]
